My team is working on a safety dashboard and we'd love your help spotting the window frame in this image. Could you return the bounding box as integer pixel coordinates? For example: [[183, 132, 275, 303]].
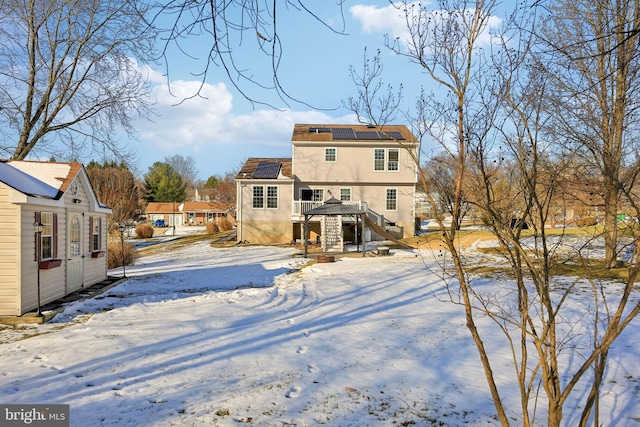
[[252, 185, 279, 209], [90, 216, 102, 252], [387, 149, 399, 171], [252, 185, 265, 209], [374, 148, 385, 171], [340, 188, 352, 202], [41, 212, 54, 259], [266, 185, 278, 209], [385, 188, 398, 211], [325, 147, 337, 162]]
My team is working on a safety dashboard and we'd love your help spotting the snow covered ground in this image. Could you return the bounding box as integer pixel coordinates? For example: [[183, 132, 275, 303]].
[[0, 241, 638, 426]]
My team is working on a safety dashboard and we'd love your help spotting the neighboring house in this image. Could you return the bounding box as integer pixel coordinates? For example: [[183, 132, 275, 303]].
[[145, 201, 235, 226], [235, 124, 420, 244], [0, 160, 112, 316]]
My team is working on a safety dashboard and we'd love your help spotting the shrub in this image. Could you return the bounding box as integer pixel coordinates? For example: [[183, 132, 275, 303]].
[[108, 240, 137, 269], [206, 221, 219, 234], [576, 216, 597, 227], [135, 223, 154, 238], [218, 217, 233, 231]]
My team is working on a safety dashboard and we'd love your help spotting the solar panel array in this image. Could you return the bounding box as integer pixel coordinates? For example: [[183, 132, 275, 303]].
[[331, 128, 357, 140], [309, 127, 406, 141], [253, 161, 281, 179]]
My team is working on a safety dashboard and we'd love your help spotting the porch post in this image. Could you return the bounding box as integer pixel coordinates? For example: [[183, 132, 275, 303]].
[[361, 214, 366, 257], [355, 215, 360, 253], [304, 215, 309, 258]]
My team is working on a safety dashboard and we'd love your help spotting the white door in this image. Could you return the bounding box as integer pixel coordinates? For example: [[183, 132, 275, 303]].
[[67, 214, 83, 292]]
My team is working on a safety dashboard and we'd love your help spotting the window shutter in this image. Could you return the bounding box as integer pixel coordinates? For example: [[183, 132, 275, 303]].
[[52, 213, 58, 258], [98, 217, 102, 250], [89, 216, 93, 251], [34, 212, 41, 261]]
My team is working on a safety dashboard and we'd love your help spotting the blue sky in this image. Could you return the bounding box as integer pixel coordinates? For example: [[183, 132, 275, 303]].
[[127, 1, 423, 180], [129, 1, 504, 181]]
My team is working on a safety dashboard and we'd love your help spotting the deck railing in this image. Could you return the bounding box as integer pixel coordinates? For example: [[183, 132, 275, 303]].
[[292, 200, 367, 216]]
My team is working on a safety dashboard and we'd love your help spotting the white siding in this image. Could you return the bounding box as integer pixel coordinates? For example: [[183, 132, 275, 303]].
[[0, 184, 20, 315]]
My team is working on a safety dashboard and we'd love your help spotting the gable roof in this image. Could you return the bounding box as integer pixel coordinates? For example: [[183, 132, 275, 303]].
[[0, 160, 111, 212], [235, 158, 293, 180], [291, 124, 418, 143], [0, 160, 86, 199]]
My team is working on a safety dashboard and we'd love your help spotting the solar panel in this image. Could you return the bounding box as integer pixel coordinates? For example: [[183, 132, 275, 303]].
[[331, 128, 356, 139], [355, 131, 381, 140], [386, 131, 405, 140], [253, 161, 281, 179]]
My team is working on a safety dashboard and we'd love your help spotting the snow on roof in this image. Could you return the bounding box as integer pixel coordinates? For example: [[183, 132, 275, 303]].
[[0, 161, 60, 199], [8, 160, 71, 190]]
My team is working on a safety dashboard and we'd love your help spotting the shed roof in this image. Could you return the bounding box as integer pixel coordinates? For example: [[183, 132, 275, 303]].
[[0, 161, 60, 198], [302, 197, 366, 216]]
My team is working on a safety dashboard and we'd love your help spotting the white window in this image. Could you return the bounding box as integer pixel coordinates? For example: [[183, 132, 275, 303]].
[[340, 188, 351, 201], [388, 149, 399, 171], [375, 148, 400, 171], [325, 147, 337, 162], [41, 212, 54, 259], [267, 186, 278, 208], [386, 188, 398, 211], [252, 186, 264, 208], [374, 148, 385, 171], [90, 216, 101, 252], [253, 185, 278, 209]]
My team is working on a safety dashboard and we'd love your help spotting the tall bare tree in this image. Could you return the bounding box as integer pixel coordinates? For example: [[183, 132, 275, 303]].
[[540, 0, 640, 268], [347, 1, 640, 425], [0, 0, 156, 162], [165, 154, 198, 188]]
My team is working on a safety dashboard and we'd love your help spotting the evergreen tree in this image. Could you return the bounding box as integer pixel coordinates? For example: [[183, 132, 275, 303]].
[[144, 162, 187, 202]]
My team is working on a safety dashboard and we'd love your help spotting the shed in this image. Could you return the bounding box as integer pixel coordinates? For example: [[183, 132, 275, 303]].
[[0, 160, 111, 318]]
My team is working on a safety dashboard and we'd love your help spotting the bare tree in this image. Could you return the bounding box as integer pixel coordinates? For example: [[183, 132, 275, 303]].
[[86, 160, 140, 232], [0, 0, 156, 163], [347, 1, 640, 425], [539, 0, 640, 268], [165, 154, 199, 187]]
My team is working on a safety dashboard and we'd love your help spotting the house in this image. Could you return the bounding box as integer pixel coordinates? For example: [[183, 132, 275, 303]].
[[145, 201, 235, 226], [235, 124, 420, 245], [0, 160, 112, 317]]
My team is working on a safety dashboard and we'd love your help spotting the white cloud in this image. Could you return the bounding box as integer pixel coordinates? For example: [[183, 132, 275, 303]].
[[134, 73, 358, 177], [350, 3, 411, 40], [350, 2, 502, 50]]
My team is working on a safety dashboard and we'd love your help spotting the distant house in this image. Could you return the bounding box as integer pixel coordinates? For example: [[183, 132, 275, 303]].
[[235, 124, 420, 244], [145, 201, 235, 226], [0, 160, 112, 316]]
